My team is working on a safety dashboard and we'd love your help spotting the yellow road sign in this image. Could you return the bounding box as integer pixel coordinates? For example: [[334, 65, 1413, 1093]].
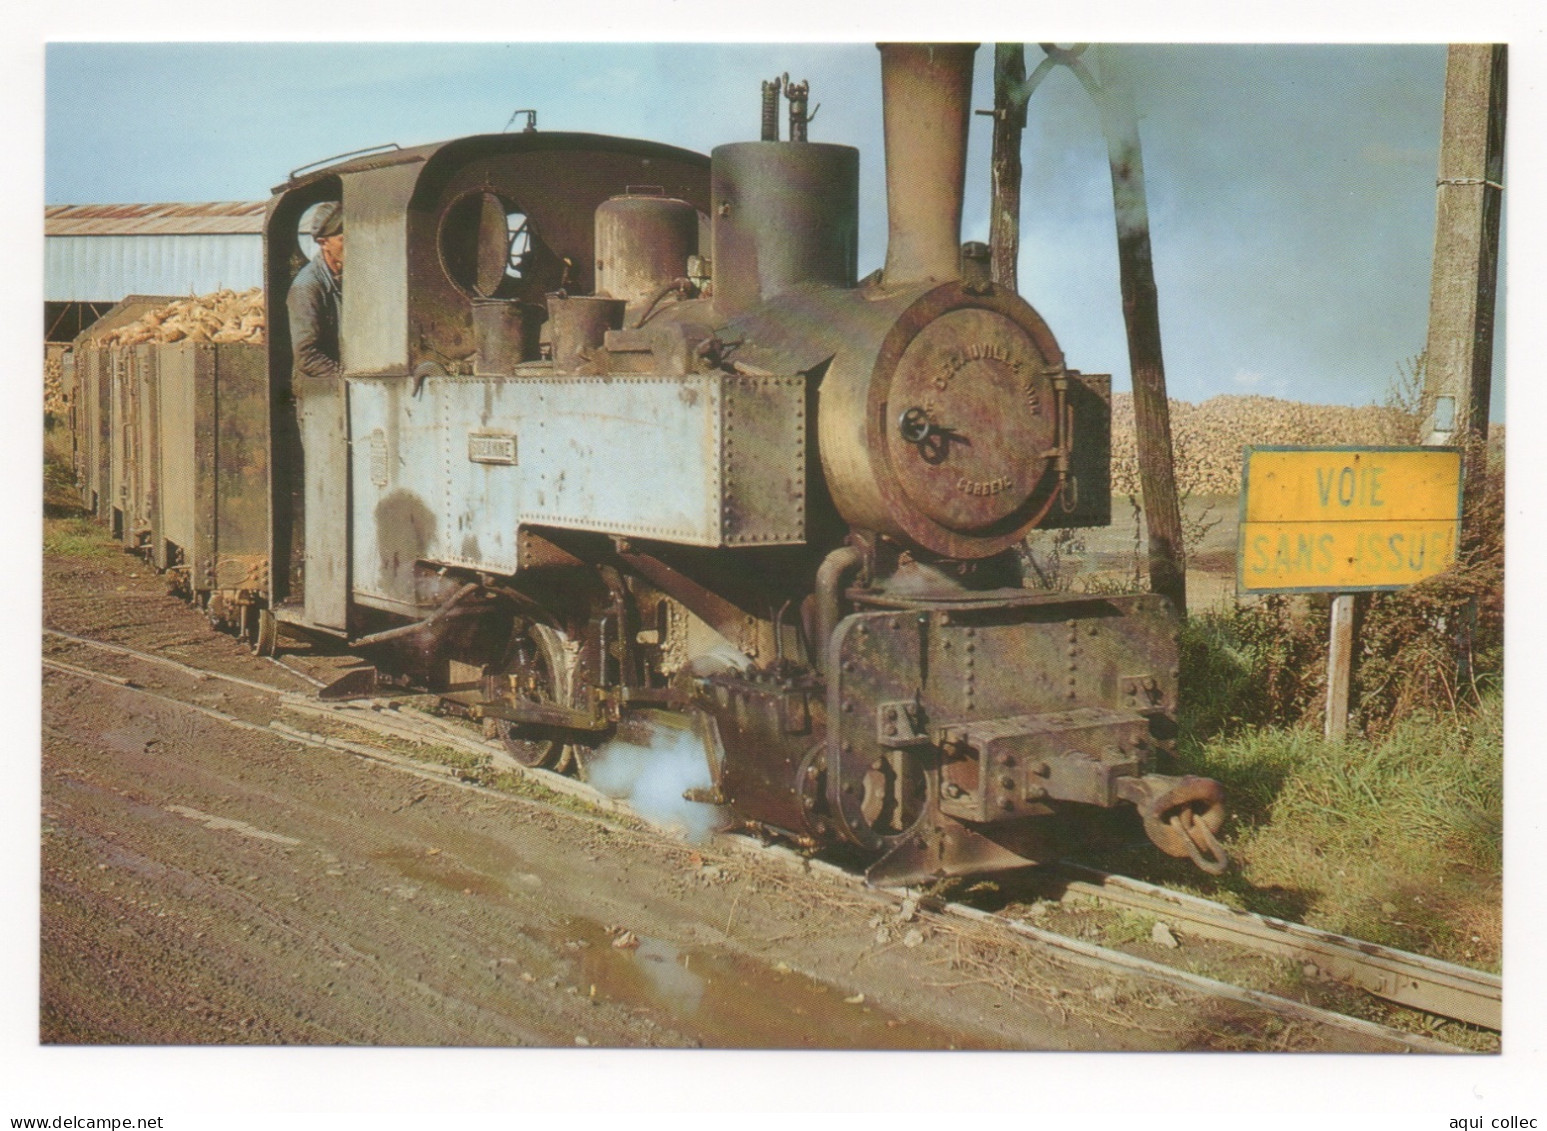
[[1238, 446, 1463, 593]]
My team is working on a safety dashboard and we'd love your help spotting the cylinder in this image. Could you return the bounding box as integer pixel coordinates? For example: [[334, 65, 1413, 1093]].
[[546, 294, 626, 371], [471, 298, 540, 375], [594, 194, 699, 308], [710, 141, 859, 318], [879, 43, 978, 287]]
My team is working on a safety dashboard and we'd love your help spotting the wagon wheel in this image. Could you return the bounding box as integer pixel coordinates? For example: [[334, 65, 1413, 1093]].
[[490, 621, 577, 771], [251, 607, 279, 657]]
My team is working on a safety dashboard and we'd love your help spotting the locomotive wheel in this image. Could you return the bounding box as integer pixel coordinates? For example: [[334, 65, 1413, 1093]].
[[857, 749, 931, 842], [828, 739, 940, 855], [491, 621, 577, 771], [494, 717, 569, 771]]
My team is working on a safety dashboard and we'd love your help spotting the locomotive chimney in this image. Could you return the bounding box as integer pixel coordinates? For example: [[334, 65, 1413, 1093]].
[[878, 42, 978, 287]]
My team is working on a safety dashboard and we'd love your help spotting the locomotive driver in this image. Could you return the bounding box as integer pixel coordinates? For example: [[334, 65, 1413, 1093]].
[[288, 201, 344, 380]]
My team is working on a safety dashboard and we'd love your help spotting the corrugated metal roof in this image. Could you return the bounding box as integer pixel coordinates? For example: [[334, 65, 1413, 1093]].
[[45, 202, 267, 237], [45, 235, 262, 302]]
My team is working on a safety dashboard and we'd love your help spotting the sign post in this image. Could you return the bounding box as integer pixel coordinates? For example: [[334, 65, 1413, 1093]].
[[1325, 595, 1356, 742], [1238, 446, 1464, 740]]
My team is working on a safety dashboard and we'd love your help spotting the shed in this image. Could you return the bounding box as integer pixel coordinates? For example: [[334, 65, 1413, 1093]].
[[45, 202, 266, 341]]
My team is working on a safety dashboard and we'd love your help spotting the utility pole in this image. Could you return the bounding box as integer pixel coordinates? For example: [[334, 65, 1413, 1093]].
[[989, 44, 1027, 290], [1092, 45, 1187, 614], [1421, 44, 1506, 455], [1418, 44, 1505, 698]]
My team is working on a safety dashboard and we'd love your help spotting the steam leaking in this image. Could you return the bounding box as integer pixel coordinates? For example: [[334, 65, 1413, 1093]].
[[586, 720, 725, 843]]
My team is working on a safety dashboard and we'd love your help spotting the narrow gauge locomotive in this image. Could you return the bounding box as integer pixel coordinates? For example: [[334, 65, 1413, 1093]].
[[250, 43, 1228, 884]]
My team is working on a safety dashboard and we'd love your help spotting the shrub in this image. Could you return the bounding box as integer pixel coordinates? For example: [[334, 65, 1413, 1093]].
[[1179, 596, 1329, 741], [1351, 434, 1503, 732]]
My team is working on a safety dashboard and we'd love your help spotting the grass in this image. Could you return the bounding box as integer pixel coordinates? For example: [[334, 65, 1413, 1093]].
[[1179, 597, 1329, 735], [1170, 523, 1504, 970], [41, 421, 119, 559], [1182, 691, 1502, 967], [1101, 909, 1160, 946], [43, 515, 120, 560], [43, 422, 86, 519]]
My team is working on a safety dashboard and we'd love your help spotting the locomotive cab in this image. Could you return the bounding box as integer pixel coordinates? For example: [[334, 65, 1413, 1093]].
[[263, 135, 714, 636]]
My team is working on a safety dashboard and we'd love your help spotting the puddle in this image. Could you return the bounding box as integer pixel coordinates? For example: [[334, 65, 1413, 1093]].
[[624, 934, 706, 1015], [366, 825, 992, 1048], [372, 847, 507, 900], [557, 917, 991, 1050]]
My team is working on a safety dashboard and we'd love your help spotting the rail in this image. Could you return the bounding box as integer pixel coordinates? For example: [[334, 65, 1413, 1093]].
[[289, 142, 403, 181]]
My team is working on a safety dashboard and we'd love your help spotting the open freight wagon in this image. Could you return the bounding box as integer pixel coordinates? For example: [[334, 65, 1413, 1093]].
[[68, 332, 272, 648]]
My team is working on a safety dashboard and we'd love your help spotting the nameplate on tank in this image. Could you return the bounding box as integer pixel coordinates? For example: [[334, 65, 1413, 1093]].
[[368, 429, 389, 486], [467, 431, 518, 466]]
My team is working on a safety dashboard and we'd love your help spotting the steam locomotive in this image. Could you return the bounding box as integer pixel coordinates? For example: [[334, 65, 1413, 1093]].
[[81, 43, 1229, 885]]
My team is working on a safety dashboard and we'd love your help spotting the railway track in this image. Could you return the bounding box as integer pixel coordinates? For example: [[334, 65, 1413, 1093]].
[[1048, 862, 1501, 1031], [41, 628, 1498, 1053]]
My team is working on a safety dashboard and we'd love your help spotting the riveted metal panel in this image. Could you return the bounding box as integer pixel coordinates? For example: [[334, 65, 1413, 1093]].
[[434, 374, 721, 551], [349, 377, 448, 610], [719, 375, 807, 545], [339, 166, 417, 376], [298, 374, 350, 629], [512, 373, 727, 543], [825, 594, 1178, 847], [434, 379, 520, 576], [414, 372, 808, 576]]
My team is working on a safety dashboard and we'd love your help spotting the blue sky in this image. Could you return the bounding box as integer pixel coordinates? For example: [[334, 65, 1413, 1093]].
[[44, 41, 1503, 416]]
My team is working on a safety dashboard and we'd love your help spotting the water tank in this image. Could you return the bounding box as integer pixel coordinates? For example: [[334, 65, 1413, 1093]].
[[594, 193, 698, 307], [710, 141, 859, 318]]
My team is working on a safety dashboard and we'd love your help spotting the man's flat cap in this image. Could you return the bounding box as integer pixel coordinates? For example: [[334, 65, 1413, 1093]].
[[312, 202, 344, 239]]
